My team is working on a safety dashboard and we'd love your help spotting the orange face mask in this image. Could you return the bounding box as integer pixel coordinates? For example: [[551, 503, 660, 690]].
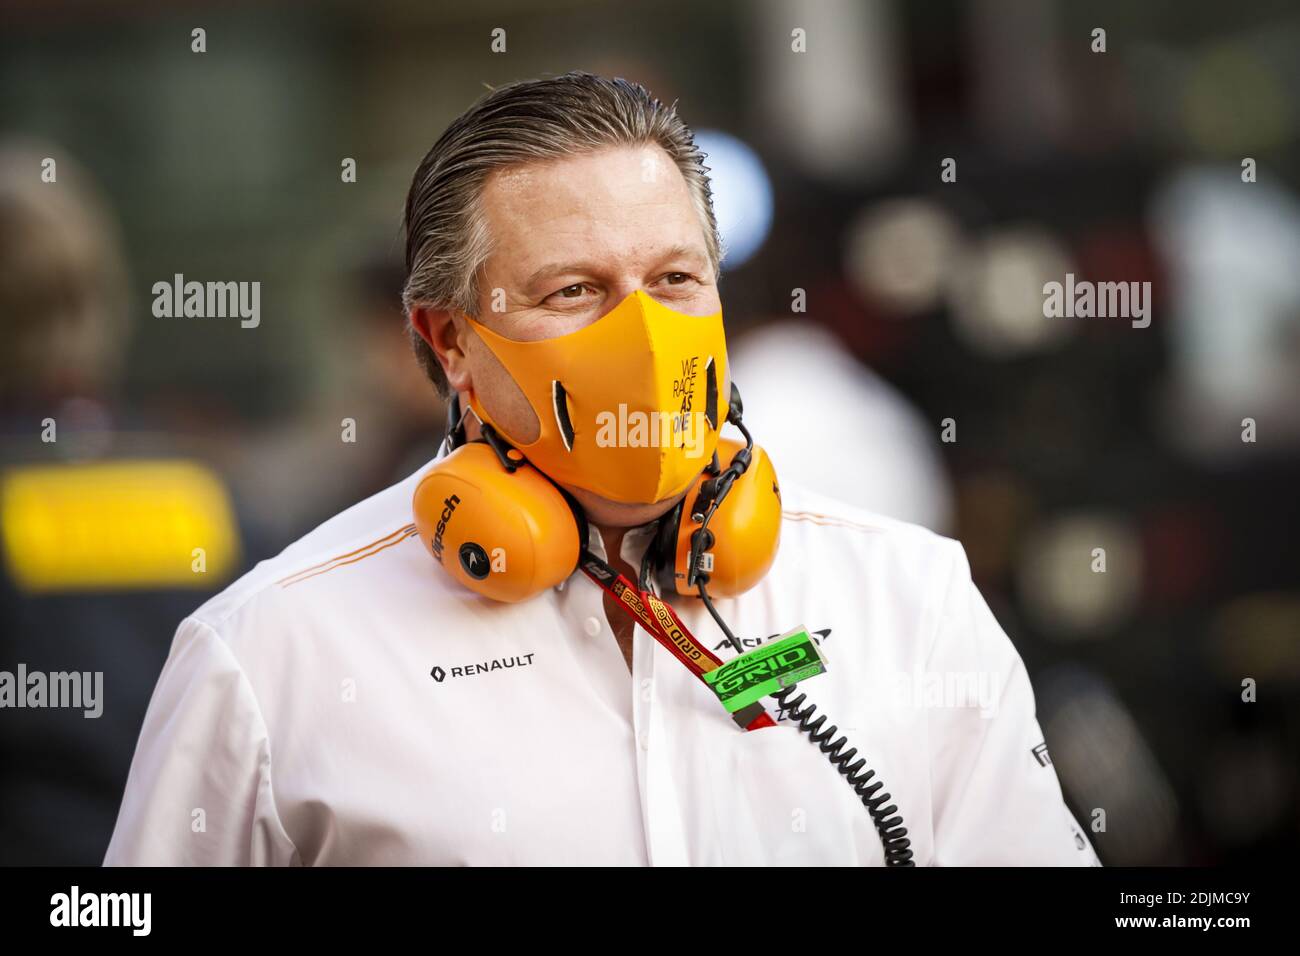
[[464, 290, 730, 505]]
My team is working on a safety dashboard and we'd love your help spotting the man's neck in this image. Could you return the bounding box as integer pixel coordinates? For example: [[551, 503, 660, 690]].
[[597, 525, 629, 567], [595, 523, 639, 672]]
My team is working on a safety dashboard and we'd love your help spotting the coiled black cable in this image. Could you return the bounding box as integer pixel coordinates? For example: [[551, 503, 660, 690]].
[[771, 684, 915, 867], [678, 383, 915, 866], [697, 583, 915, 867]]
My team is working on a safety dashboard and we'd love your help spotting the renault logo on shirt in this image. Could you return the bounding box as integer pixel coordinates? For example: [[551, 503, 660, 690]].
[[429, 653, 536, 683]]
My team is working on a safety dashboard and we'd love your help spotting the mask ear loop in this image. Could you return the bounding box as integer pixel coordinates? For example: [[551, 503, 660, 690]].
[[439, 393, 479, 457]]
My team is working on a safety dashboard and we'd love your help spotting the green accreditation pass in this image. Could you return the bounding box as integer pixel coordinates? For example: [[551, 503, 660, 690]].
[[703, 627, 828, 714]]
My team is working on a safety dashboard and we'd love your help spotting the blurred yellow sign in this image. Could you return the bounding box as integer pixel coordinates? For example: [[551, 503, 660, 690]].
[[1, 460, 240, 593]]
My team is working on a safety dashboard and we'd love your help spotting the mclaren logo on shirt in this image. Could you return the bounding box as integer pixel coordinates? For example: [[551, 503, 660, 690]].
[[430, 653, 536, 683], [713, 627, 831, 653]]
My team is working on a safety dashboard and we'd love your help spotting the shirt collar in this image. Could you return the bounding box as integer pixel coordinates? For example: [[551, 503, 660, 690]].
[[553, 521, 658, 593]]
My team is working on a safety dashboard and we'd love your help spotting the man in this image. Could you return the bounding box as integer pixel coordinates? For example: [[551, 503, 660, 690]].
[[106, 72, 1099, 866]]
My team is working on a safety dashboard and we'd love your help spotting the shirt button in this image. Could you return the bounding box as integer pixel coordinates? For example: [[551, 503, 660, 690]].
[[583, 616, 602, 637], [638, 733, 650, 751]]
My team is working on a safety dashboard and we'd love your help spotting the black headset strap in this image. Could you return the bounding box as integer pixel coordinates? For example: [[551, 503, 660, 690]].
[[445, 393, 469, 452], [649, 501, 683, 595]]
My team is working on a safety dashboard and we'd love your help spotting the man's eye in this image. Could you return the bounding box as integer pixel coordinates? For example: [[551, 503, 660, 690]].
[[556, 284, 586, 299], [664, 273, 693, 286]]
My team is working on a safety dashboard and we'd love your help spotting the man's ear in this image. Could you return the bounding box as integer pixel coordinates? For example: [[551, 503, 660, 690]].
[[409, 305, 473, 393]]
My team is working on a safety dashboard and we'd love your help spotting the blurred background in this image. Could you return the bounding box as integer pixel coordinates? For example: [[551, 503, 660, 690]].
[[2, 0, 1297, 866]]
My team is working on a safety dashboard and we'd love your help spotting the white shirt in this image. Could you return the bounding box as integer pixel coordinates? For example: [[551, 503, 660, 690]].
[[104, 459, 1099, 867]]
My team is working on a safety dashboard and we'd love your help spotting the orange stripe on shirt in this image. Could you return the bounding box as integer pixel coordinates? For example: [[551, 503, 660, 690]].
[[781, 510, 885, 535], [280, 527, 418, 589], [276, 524, 417, 588]]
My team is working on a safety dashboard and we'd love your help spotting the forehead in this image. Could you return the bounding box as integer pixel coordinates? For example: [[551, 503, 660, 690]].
[[478, 144, 706, 277]]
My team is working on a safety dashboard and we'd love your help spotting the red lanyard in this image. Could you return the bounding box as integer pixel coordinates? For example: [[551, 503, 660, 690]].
[[579, 550, 776, 732]]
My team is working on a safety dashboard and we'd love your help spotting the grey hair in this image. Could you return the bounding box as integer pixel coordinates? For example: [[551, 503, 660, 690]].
[[401, 71, 721, 397]]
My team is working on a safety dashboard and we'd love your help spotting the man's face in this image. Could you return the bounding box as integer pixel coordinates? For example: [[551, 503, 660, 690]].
[[451, 143, 721, 527]]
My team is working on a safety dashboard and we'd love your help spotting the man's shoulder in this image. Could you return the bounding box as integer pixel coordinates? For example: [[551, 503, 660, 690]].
[[772, 480, 971, 615], [777, 481, 962, 568], [768, 482, 978, 671], [186, 458, 439, 639]]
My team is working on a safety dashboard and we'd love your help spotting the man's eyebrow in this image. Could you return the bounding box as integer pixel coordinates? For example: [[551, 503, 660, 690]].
[[521, 245, 712, 292], [654, 244, 710, 268], [522, 261, 599, 291]]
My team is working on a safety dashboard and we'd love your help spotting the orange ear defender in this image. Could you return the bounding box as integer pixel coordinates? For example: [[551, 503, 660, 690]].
[[412, 424, 587, 603], [412, 388, 780, 603], [650, 436, 781, 598]]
